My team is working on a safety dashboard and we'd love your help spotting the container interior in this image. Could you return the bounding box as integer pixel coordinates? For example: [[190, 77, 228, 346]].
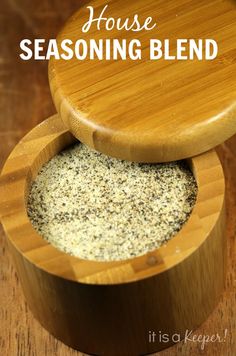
[[26, 136, 198, 262]]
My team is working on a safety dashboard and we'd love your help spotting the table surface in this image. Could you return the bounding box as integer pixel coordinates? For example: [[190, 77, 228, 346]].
[[0, 1, 235, 355]]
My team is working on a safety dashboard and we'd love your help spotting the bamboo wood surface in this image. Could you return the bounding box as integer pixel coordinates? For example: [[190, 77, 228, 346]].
[[0, 115, 226, 355], [50, 0, 236, 162], [0, 1, 235, 355]]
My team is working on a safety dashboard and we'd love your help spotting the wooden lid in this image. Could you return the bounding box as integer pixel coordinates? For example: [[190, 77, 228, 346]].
[[49, 0, 236, 162]]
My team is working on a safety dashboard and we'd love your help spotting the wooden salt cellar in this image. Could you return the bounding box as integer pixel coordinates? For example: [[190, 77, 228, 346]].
[[1, 0, 236, 355]]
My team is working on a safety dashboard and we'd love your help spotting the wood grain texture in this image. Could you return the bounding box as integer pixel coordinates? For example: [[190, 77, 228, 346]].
[[0, 1, 235, 355], [0, 116, 226, 355], [49, 0, 236, 162]]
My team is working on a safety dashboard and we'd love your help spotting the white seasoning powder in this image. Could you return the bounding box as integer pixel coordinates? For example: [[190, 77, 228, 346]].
[[27, 143, 197, 261]]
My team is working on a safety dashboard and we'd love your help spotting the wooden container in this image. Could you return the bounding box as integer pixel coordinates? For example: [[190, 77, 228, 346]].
[[0, 115, 226, 355], [1, 0, 236, 355]]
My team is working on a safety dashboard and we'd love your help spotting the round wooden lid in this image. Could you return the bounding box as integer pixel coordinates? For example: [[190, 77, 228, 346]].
[[49, 0, 236, 162]]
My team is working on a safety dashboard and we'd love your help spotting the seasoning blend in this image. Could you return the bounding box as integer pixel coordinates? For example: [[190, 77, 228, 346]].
[[1, 1, 236, 355], [27, 143, 197, 261]]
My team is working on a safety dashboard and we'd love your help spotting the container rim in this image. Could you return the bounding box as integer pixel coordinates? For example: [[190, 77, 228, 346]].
[[0, 115, 225, 285]]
